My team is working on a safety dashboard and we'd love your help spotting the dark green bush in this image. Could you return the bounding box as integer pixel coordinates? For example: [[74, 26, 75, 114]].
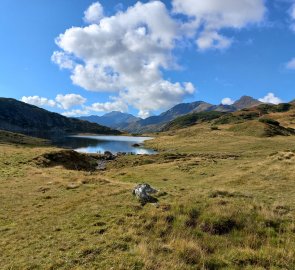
[[259, 118, 280, 126]]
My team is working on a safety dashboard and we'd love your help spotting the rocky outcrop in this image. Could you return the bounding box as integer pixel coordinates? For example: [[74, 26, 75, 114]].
[[132, 183, 158, 205]]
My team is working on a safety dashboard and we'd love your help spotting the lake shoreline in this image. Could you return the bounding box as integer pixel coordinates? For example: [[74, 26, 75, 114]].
[[51, 134, 157, 155]]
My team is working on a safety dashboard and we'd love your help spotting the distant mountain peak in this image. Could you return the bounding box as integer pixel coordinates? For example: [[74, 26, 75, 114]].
[[233, 96, 262, 110], [103, 111, 129, 116], [78, 111, 140, 130]]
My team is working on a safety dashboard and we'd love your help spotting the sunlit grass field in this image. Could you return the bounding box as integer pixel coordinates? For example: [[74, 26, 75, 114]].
[[0, 124, 295, 269]]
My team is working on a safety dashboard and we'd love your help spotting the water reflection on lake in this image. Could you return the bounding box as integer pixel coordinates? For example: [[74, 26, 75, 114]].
[[53, 135, 156, 155]]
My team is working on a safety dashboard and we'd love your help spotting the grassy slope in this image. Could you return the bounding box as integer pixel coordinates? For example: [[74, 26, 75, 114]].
[[0, 98, 121, 135], [0, 125, 295, 269], [0, 130, 49, 145], [163, 111, 225, 131]]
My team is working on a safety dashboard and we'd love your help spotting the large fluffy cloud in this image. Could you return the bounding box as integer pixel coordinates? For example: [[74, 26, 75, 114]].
[[51, 1, 266, 117], [52, 1, 195, 117], [172, 0, 266, 50], [259, 93, 283, 104]]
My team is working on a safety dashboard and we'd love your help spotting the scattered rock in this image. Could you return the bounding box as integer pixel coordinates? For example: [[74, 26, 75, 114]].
[[132, 183, 158, 205], [37, 187, 50, 193], [270, 150, 295, 162], [96, 160, 106, 170], [66, 183, 80, 190], [132, 143, 141, 147], [103, 151, 115, 160]]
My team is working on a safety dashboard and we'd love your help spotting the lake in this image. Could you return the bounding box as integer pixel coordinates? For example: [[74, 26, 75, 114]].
[[52, 135, 156, 155]]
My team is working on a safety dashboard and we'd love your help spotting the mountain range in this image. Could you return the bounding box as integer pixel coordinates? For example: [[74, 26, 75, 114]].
[[0, 98, 120, 136], [78, 111, 140, 130], [0, 96, 266, 137], [80, 96, 262, 133]]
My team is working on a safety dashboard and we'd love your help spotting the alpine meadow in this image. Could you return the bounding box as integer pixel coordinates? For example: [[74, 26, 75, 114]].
[[1, 1, 295, 269]]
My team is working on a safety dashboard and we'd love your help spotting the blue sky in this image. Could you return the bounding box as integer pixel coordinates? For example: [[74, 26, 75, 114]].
[[1, 0, 295, 118]]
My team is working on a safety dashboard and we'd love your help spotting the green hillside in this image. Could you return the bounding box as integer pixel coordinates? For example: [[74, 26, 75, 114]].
[[0, 98, 121, 136]]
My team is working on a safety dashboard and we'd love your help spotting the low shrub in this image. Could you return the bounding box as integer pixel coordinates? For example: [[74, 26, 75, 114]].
[[259, 118, 280, 126], [200, 216, 239, 235]]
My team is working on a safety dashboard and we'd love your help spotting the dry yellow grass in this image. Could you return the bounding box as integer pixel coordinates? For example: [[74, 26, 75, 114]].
[[0, 124, 295, 269]]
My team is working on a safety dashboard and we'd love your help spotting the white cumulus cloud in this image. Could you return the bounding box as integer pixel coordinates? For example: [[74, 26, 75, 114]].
[[84, 2, 104, 24], [21, 94, 87, 110], [87, 98, 128, 113], [55, 94, 87, 110], [259, 93, 283, 105], [62, 98, 128, 117], [221, 97, 235, 105], [172, 0, 266, 50], [51, 51, 74, 69], [51, 1, 267, 117], [52, 1, 195, 117], [21, 96, 56, 107]]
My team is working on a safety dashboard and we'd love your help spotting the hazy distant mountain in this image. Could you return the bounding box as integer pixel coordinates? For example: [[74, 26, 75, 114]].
[[122, 96, 264, 133], [233, 96, 262, 110], [138, 101, 213, 126], [0, 98, 120, 136], [122, 101, 237, 133], [206, 104, 237, 112], [78, 111, 140, 130]]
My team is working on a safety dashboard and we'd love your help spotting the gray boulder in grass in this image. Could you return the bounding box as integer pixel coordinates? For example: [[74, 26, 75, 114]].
[[133, 183, 158, 205]]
